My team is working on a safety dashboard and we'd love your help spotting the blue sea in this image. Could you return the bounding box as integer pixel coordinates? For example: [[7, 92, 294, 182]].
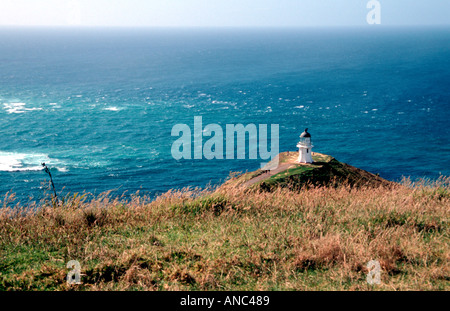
[[1, 27, 449, 202]]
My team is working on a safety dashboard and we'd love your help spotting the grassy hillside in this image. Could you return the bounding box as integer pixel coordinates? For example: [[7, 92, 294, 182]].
[[0, 173, 448, 291], [229, 152, 395, 191]]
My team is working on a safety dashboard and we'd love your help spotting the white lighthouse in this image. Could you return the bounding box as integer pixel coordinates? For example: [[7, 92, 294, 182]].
[[297, 128, 314, 163]]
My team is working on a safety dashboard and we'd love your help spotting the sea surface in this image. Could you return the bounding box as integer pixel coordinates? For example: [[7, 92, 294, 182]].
[[1, 26, 449, 203]]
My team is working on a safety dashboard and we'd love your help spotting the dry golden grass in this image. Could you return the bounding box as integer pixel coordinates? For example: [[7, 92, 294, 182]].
[[0, 176, 448, 291]]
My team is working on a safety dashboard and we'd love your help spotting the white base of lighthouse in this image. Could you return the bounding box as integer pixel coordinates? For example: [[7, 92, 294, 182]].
[[297, 144, 313, 163]]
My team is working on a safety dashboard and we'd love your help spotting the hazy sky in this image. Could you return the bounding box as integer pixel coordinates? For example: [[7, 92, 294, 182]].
[[0, 0, 449, 27]]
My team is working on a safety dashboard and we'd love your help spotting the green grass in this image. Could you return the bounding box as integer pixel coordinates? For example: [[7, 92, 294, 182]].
[[249, 153, 394, 191], [261, 165, 316, 188], [0, 177, 448, 291]]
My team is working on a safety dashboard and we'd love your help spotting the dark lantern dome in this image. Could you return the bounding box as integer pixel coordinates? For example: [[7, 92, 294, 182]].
[[300, 128, 311, 138]]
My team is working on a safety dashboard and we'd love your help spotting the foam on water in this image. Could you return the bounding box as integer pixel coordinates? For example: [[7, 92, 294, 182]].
[[0, 151, 63, 172], [3, 103, 43, 114], [104, 106, 122, 111], [49, 103, 61, 108]]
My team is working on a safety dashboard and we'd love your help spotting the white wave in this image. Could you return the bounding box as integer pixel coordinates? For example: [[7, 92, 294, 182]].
[[0, 151, 62, 172], [104, 106, 122, 111], [294, 105, 305, 109], [3, 102, 25, 114], [3, 102, 43, 114], [49, 103, 61, 108]]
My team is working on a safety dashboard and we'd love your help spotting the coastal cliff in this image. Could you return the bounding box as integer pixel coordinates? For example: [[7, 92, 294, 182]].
[[224, 151, 395, 191]]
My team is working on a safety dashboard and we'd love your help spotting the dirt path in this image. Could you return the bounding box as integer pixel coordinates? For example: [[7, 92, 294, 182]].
[[241, 151, 325, 188], [243, 163, 293, 187]]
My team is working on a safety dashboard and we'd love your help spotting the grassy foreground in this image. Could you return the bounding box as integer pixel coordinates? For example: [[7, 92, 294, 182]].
[[0, 177, 449, 291]]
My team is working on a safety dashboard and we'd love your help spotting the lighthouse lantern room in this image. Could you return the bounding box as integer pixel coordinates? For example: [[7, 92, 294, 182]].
[[297, 128, 314, 163]]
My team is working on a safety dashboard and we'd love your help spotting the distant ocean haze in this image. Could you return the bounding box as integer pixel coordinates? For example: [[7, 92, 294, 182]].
[[0, 27, 449, 202]]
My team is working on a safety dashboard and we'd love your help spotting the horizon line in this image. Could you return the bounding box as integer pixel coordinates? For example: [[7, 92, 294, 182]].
[[1, 24, 449, 30]]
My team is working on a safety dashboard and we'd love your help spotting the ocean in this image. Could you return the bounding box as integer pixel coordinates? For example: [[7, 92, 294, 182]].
[[1, 26, 449, 203]]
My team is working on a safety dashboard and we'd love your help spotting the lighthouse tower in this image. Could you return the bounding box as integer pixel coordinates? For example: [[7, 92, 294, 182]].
[[297, 128, 314, 163]]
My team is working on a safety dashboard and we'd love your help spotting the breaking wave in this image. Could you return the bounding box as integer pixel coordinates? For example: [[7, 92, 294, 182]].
[[3, 103, 43, 114], [0, 151, 66, 172]]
